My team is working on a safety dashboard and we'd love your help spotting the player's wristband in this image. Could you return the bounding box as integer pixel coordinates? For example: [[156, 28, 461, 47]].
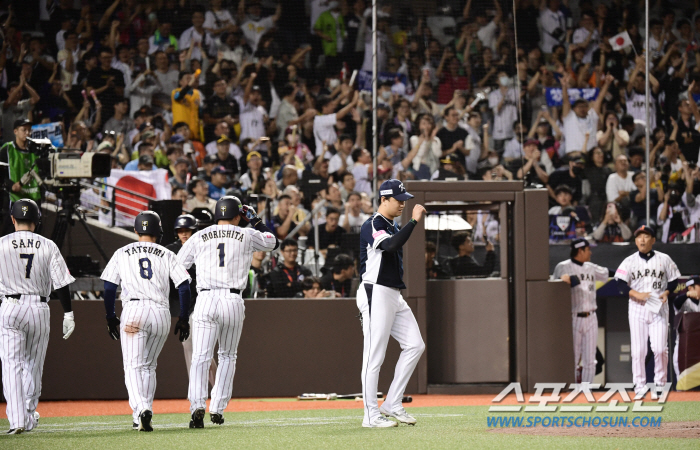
[[409, 218, 418, 225]]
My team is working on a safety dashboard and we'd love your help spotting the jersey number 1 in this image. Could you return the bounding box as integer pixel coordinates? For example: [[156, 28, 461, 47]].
[[217, 243, 225, 267], [20, 254, 34, 278], [139, 258, 153, 280]]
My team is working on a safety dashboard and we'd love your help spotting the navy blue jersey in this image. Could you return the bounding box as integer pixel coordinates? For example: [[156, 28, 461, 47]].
[[359, 213, 406, 289]]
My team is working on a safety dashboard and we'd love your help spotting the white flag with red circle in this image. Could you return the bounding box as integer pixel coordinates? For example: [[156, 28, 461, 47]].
[[609, 31, 632, 51]]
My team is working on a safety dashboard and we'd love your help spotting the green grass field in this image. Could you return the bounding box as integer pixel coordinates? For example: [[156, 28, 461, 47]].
[[2, 402, 700, 449]]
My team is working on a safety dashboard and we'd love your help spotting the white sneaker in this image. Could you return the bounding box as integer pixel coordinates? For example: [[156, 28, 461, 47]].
[[380, 407, 417, 425], [362, 416, 399, 428]]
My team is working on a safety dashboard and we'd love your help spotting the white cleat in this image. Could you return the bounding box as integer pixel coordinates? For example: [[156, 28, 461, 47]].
[[362, 415, 399, 428], [380, 407, 417, 425]]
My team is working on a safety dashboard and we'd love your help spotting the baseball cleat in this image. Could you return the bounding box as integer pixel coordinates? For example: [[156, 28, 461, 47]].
[[362, 416, 399, 428], [189, 408, 205, 428], [32, 411, 40, 425], [380, 406, 417, 425], [139, 410, 153, 432], [210, 412, 225, 425], [7, 428, 24, 435], [132, 422, 138, 430]]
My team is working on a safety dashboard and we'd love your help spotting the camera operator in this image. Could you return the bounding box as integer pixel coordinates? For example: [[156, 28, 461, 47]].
[[0, 119, 42, 236]]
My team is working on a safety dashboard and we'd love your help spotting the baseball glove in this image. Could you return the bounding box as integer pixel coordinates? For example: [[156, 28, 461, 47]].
[[174, 318, 190, 342]]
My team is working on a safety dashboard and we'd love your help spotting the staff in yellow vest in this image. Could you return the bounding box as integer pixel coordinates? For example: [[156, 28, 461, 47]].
[[172, 70, 203, 142]]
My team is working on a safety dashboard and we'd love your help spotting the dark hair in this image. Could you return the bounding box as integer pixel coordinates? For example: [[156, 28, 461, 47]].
[[64, 29, 78, 40], [332, 254, 354, 274], [570, 247, 583, 259], [281, 82, 295, 98], [387, 129, 403, 141], [347, 191, 361, 201], [342, 172, 355, 182], [280, 238, 298, 251], [632, 171, 646, 183], [178, 71, 192, 81], [443, 106, 456, 117], [339, 133, 353, 143], [451, 231, 470, 250], [620, 115, 635, 127], [173, 121, 189, 131], [326, 206, 340, 217], [351, 148, 364, 162], [426, 241, 437, 252], [301, 276, 321, 291], [554, 184, 573, 196], [316, 95, 333, 111], [278, 194, 292, 202]]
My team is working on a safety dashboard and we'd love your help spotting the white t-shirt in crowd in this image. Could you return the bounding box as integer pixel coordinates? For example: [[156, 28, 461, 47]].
[[489, 88, 519, 141], [562, 109, 598, 153], [605, 172, 636, 203], [313, 113, 338, 157]]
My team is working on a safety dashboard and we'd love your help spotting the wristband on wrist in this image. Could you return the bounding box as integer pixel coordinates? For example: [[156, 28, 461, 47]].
[[410, 218, 417, 224]]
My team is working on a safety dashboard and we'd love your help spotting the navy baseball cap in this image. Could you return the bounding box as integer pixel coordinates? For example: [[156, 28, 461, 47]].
[[378, 179, 414, 201], [634, 225, 656, 237], [686, 276, 700, 288], [570, 238, 590, 250], [211, 166, 231, 175]]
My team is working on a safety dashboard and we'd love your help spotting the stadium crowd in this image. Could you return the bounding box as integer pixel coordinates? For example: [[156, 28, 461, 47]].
[[1, 0, 700, 296]]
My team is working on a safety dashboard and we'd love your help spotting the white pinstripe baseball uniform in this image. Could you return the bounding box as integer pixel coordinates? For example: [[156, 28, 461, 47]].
[[615, 250, 680, 394], [553, 259, 609, 383], [0, 231, 74, 431], [177, 224, 277, 415], [100, 242, 191, 424], [672, 287, 700, 381]]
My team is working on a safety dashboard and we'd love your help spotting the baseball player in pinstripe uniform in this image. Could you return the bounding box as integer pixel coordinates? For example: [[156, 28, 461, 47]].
[[166, 215, 218, 388], [101, 211, 192, 431], [615, 225, 680, 398], [553, 238, 612, 384], [0, 199, 75, 434], [357, 179, 426, 428], [177, 196, 278, 428], [672, 276, 700, 381]]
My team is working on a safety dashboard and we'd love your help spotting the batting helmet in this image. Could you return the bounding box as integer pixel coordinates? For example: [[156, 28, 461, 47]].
[[11, 199, 41, 226], [134, 210, 163, 239], [214, 196, 242, 223], [173, 214, 197, 238]]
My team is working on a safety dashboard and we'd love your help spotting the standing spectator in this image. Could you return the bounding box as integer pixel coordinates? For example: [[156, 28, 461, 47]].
[[605, 155, 635, 204], [208, 166, 230, 201], [409, 115, 442, 180], [57, 30, 81, 92], [314, 1, 346, 76], [204, 0, 236, 38], [539, 0, 566, 55], [313, 90, 359, 157], [236, 74, 268, 147], [169, 158, 190, 191], [340, 191, 369, 233], [0, 78, 40, 143], [212, 136, 240, 175], [560, 73, 612, 154], [350, 148, 373, 195], [268, 239, 313, 298], [657, 184, 691, 243], [592, 203, 632, 242], [462, 112, 489, 177], [86, 48, 125, 120], [488, 74, 519, 152], [338, 172, 356, 201], [172, 71, 203, 142], [583, 147, 612, 224], [572, 12, 600, 64], [203, 78, 239, 144], [436, 107, 468, 165], [239, 0, 281, 54], [597, 111, 629, 164], [179, 8, 216, 62], [205, 122, 242, 160], [103, 98, 134, 136], [308, 206, 346, 255], [239, 151, 266, 194], [153, 51, 179, 95], [630, 171, 664, 227], [186, 178, 216, 212], [548, 156, 586, 205], [626, 56, 660, 130], [149, 19, 179, 55], [273, 194, 300, 239], [129, 70, 162, 116], [516, 139, 551, 185], [679, 83, 700, 163]]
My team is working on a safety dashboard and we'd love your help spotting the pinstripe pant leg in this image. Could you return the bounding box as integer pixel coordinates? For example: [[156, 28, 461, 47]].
[[0, 302, 28, 430], [142, 307, 170, 413], [188, 293, 219, 413], [629, 306, 649, 393], [572, 315, 583, 380], [580, 314, 598, 384], [21, 305, 49, 430], [183, 316, 218, 387], [209, 296, 245, 414], [120, 305, 150, 422], [649, 311, 668, 386]]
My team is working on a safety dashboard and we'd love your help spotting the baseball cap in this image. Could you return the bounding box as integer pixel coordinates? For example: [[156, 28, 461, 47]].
[[686, 276, 700, 288], [246, 151, 262, 162], [378, 179, 414, 201], [569, 155, 586, 165], [169, 134, 186, 144], [217, 134, 231, 144], [634, 225, 656, 237], [138, 155, 154, 165], [211, 165, 231, 175], [97, 141, 114, 152], [570, 238, 590, 250], [203, 154, 218, 164], [440, 153, 460, 164], [13, 119, 31, 129], [174, 157, 189, 166], [377, 103, 391, 111]]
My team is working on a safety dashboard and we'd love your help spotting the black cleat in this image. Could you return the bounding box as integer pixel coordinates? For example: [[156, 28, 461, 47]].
[[7, 428, 24, 435], [139, 410, 153, 432], [189, 408, 205, 428], [210, 413, 224, 425], [132, 422, 138, 430]]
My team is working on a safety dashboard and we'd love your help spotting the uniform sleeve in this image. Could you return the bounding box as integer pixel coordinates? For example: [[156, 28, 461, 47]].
[[368, 216, 391, 250], [592, 263, 611, 282], [100, 251, 121, 285], [666, 257, 681, 282], [614, 258, 630, 283], [50, 243, 76, 290], [177, 234, 197, 269], [250, 228, 278, 252], [169, 251, 192, 287], [552, 262, 564, 279]]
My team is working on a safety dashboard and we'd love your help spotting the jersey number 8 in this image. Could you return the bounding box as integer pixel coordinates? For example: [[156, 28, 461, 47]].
[[139, 258, 153, 280]]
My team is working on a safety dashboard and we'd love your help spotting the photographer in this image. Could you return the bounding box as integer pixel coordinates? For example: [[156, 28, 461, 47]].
[[0, 120, 41, 235]]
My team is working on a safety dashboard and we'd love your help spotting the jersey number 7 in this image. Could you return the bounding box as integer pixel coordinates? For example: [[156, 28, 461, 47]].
[[20, 254, 34, 278]]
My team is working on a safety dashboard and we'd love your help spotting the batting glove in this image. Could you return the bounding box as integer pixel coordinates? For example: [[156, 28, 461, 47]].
[[174, 318, 190, 342], [63, 312, 75, 340], [239, 204, 258, 222], [107, 317, 121, 340]]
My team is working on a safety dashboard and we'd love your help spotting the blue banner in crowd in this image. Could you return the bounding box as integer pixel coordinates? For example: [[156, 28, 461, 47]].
[[545, 88, 599, 107], [357, 70, 408, 92], [31, 122, 64, 148]]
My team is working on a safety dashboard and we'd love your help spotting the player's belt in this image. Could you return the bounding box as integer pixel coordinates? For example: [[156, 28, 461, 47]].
[[200, 288, 241, 295], [576, 311, 595, 318], [7, 294, 48, 302]]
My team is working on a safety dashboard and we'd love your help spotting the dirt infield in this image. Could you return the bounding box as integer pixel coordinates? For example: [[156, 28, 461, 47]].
[[490, 421, 700, 439], [2, 391, 699, 418]]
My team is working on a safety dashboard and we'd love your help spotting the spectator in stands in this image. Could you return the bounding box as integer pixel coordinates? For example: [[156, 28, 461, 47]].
[[309, 206, 346, 255], [298, 277, 332, 298], [153, 50, 179, 95], [489, 74, 519, 152], [236, 76, 269, 150], [124, 143, 157, 171], [169, 157, 190, 191], [187, 178, 216, 212], [208, 166, 230, 201], [320, 253, 355, 297], [1, 78, 41, 143], [584, 147, 613, 224], [658, 184, 691, 243], [606, 154, 635, 203], [313, 90, 359, 156], [268, 238, 313, 298], [103, 97, 133, 136], [203, 78, 239, 144], [149, 19, 178, 55], [212, 135, 240, 175], [350, 148, 373, 195], [206, 122, 242, 159], [548, 156, 585, 206], [137, 154, 155, 171], [516, 139, 550, 185], [172, 71, 203, 142], [314, 1, 346, 76], [239, 151, 265, 194], [329, 133, 354, 175], [426, 241, 449, 279], [447, 232, 496, 277], [340, 191, 369, 233], [239, 0, 281, 54], [179, 7, 216, 62], [560, 73, 612, 155], [436, 106, 468, 166], [273, 194, 300, 239], [630, 171, 664, 227], [597, 111, 629, 164], [86, 48, 125, 120], [592, 203, 632, 243]]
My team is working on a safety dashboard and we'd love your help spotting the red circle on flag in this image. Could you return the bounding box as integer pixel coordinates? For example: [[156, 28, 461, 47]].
[[616, 37, 624, 45]]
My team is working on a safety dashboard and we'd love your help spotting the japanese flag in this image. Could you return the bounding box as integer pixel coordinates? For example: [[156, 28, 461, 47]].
[[609, 31, 632, 51]]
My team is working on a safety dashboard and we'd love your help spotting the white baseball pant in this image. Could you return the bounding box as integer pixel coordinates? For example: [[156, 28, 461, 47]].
[[120, 300, 170, 423], [629, 303, 668, 394], [357, 283, 424, 425], [0, 296, 48, 431], [572, 312, 597, 384], [182, 316, 217, 387], [188, 290, 245, 415]]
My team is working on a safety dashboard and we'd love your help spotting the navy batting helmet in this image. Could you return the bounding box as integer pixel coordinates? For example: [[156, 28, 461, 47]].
[[173, 214, 197, 238], [214, 196, 242, 223], [11, 199, 41, 226], [134, 210, 163, 238]]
